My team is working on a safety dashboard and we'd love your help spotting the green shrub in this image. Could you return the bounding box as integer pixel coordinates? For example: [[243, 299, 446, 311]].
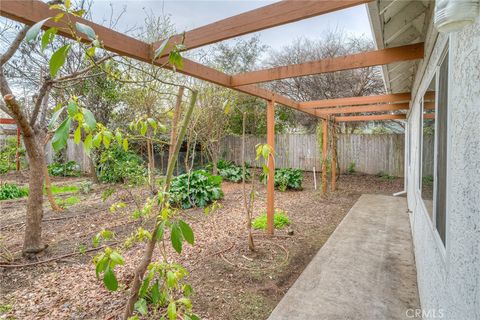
[[260, 168, 303, 191], [422, 175, 434, 186], [0, 136, 26, 174], [252, 209, 290, 230], [97, 147, 147, 184], [0, 183, 28, 200], [169, 169, 223, 209], [207, 160, 250, 183], [47, 161, 81, 177]]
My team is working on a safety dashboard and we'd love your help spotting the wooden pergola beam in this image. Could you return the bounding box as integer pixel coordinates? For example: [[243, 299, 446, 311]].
[[0, 0, 319, 118], [335, 114, 407, 122], [314, 102, 409, 115], [153, 0, 371, 57], [300, 92, 412, 109], [231, 43, 424, 86]]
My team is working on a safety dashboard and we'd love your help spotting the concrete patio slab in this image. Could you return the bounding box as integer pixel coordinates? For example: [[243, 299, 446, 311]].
[[268, 194, 420, 320]]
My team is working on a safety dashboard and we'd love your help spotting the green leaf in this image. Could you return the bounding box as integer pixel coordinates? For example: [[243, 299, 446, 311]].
[[170, 223, 183, 253], [103, 267, 118, 291], [134, 298, 148, 315], [52, 118, 71, 152], [67, 100, 78, 117], [26, 18, 50, 42], [93, 133, 102, 148], [74, 126, 81, 144], [140, 122, 147, 136], [41, 27, 57, 51], [75, 22, 96, 40], [147, 118, 157, 131], [82, 108, 96, 131], [155, 222, 165, 241], [83, 133, 93, 154], [49, 44, 71, 78], [109, 251, 124, 266], [115, 131, 123, 145], [103, 131, 112, 148], [223, 100, 231, 114], [122, 138, 129, 151], [166, 270, 176, 287], [167, 301, 177, 320], [189, 314, 200, 320], [178, 220, 194, 245], [153, 37, 170, 60], [183, 284, 193, 297], [151, 281, 160, 304], [48, 106, 65, 129]]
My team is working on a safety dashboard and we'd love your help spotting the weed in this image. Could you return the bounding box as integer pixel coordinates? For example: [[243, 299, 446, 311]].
[[55, 195, 81, 208], [347, 161, 356, 174], [378, 171, 396, 181]]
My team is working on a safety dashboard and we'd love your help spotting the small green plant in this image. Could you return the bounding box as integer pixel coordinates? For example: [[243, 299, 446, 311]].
[[347, 161, 356, 174], [0, 303, 13, 314], [97, 147, 147, 184], [252, 209, 290, 230], [378, 171, 396, 181], [0, 183, 28, 200], [47, 160, 81, 177], [79, 180, 94, 194], [55, 195, 80, 208], [169, 169, 223, 209], [260, 168, 303, 191], [422, 175, 434, 186]]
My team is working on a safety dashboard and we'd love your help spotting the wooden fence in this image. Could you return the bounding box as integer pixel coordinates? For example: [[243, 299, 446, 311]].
[[4, 134, 435, 178], [220, 133, 422, 177]]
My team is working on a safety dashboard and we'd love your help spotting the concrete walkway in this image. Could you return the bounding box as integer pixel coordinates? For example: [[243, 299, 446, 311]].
[[269, 194, 420, 320]]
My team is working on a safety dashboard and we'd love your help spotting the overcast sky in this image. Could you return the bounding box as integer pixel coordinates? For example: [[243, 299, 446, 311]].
[[90, 0, 373, 52]]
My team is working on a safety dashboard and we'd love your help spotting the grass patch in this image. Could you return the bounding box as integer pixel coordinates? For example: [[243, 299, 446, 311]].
[[55, 196, 81, 208], [47, 185, 79, 194], [252, 209, 290, 230]]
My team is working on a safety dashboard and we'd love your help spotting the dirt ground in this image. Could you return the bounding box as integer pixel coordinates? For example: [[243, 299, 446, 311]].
[[0, 172, 404, 319]]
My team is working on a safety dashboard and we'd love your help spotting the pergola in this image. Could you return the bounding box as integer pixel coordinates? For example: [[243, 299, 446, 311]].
[[0, 0, 426, 234]]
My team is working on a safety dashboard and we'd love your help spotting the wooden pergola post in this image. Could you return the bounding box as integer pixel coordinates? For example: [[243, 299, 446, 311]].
[[331, 120, 337, 191], [266, 99, 275, 235], [16, 126, 21, 171], [321, 117, 328, 195]]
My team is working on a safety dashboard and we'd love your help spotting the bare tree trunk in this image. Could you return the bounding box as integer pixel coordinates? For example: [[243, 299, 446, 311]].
[[88, 155, 99, 183], [22, 134, 47, 255]]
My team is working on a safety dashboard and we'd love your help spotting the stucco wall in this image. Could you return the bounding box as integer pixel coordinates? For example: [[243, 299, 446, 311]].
[[407, 16, 480, 319]]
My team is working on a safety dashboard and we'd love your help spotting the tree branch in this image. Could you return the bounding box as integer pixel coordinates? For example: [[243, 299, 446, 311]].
[[0, 26, 29, 66]]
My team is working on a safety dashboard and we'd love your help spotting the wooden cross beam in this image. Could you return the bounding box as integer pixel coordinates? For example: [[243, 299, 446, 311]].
[[0, 0, 319, 118], [152, 0, 371, 58], [314, 102, 409, 115], [300, 92, 412, 109], [231, 43, 424, 86], [335, 114, 407, 122]]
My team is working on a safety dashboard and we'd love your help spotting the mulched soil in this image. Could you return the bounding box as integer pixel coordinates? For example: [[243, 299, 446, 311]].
[[0, 172, 404, 319]]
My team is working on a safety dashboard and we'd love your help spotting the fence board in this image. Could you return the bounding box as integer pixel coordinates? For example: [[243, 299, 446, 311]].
[[219, 133, 423, 177]]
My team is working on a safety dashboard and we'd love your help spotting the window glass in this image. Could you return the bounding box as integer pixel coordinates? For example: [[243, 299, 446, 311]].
[[435, 53, 448, 245], [421, 78, 436, 218]]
